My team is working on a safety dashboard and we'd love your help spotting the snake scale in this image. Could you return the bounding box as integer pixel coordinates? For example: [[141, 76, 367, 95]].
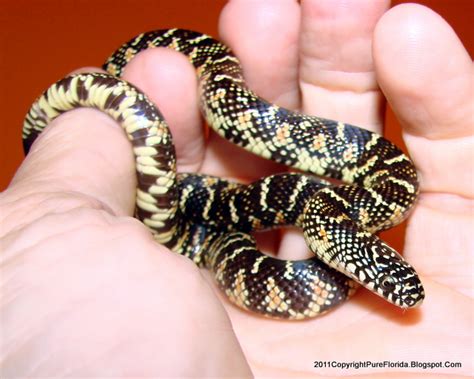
[[22, 29, 424, 319]]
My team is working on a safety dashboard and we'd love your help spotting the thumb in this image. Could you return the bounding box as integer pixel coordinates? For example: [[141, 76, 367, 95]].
[[4, 102, 136, 234], [373, 4, 473, 294], [373, 4, 473, 197]]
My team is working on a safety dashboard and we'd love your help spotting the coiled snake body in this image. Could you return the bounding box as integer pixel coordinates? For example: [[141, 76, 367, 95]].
[[23, 29, 424, 319]]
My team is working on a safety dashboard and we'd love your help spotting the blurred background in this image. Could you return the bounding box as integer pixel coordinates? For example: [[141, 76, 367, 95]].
[[1, 0, 472, 251]]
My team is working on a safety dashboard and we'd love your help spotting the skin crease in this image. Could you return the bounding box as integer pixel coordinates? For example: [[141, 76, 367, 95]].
[[0, 0, 472, 377]]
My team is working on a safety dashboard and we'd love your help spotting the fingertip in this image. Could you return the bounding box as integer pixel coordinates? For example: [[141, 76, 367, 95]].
[[218, 0, 301, 108], [374, 4, 473, 196], [13, 108, 137, 216], [298, 0, 390, 131], [121, 48, 205, 171], [374, 3, 472, 138]]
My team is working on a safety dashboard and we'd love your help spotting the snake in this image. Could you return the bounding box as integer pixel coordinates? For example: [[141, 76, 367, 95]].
[[22, 28, 424, 320]]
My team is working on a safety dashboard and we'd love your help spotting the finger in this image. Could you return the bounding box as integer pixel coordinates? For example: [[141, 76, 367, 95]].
[[198, 0, 301, 180], [219, 0, 301, 108], [373, 3, 474, 198], [299, 0, 390, 131], [121, 48, 205, 173], [209, 0, 301, 259], [278, 0, 390, 260], [373, 4, 473, 293], [6, 106, 136, 233]]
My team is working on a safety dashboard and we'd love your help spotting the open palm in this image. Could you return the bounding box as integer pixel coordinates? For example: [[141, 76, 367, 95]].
[[1, 0, 471, 377]]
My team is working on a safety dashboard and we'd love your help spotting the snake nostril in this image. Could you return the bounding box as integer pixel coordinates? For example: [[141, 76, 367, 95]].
[[401, 277, 425, 307], [404, 297, 416, 307]]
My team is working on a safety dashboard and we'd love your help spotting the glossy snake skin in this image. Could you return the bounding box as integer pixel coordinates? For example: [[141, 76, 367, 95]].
[[23, 29, 424, 319]]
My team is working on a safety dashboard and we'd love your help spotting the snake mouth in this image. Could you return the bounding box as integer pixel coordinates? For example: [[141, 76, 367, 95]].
[[400, 277, 425, 308], [401, 293, 424, 308]]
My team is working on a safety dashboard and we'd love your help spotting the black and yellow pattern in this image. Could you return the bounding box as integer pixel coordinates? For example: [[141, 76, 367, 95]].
[[23, 29, 424, 320]]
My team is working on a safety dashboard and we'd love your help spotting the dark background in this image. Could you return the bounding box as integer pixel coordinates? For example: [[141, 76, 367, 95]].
[[1, 0, 472, 251]]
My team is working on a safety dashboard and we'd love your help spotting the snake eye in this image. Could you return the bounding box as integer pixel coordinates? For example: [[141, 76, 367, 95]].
[[379, 275, 396, 291]]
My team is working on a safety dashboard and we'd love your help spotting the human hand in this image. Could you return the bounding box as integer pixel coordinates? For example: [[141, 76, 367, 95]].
[[1, 0, 472, 378], [208, 1, 472, 377]]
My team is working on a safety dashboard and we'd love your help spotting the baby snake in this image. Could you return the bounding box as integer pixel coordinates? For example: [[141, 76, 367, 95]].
[[22, 29, 424, 319]]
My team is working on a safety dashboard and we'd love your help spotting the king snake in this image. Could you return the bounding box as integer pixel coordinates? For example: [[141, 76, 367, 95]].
[[22, 29, 424, 320]]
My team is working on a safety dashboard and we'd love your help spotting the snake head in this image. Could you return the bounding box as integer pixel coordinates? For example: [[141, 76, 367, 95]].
[[359, 243, 425, 309], [303, 219, 425, 309]]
